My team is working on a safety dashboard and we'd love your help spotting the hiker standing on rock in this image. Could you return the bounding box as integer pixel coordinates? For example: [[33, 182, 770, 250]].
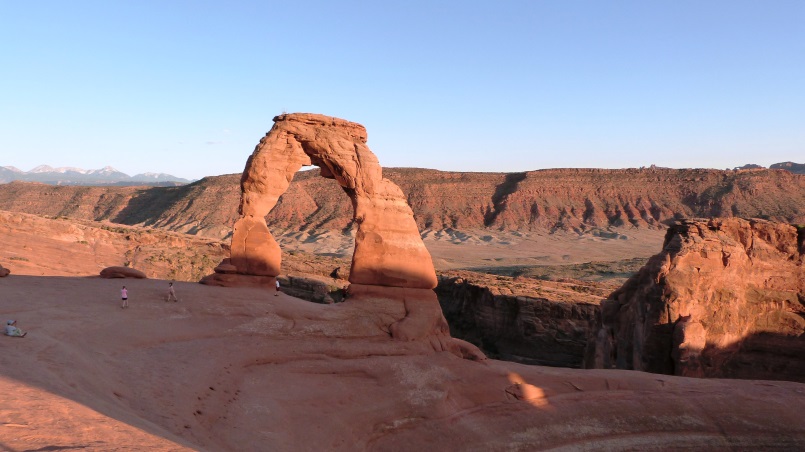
[[166, 281, 178, 302], [275, 279, 281, 296], [121, 286, 128, 309]]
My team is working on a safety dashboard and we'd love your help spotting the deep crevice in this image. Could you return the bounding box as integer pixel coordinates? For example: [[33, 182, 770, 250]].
[[483, 172, 527, 227]]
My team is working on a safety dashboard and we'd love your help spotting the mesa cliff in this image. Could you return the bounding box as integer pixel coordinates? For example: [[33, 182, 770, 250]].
[[586, 218, 805, 383], [0, 167, 803, 241]]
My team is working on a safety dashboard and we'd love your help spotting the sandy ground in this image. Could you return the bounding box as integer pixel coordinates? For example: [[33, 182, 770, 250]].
[[2, 275, 805, 451]]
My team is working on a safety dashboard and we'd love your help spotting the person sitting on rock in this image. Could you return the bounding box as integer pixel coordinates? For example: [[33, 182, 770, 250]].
[[5, 320, 26, 338]]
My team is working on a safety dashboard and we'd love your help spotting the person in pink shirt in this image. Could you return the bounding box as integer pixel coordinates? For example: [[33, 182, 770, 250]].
[[121, 286, 128, 309]]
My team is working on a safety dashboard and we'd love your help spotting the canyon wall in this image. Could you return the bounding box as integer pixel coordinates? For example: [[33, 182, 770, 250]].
[[1, 168, 803, 240], [586, 218, 805, 382], [436, 272, 603, 367]]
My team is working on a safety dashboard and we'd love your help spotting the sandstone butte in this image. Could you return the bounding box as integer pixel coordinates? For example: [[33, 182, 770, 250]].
[[203, 113, 483, 360], [587, 218, 805, 383]]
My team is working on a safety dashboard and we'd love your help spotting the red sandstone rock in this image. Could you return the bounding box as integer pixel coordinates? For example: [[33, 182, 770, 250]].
[[207, 113, 485, 360], [278, 275, 346, 304], [213, 259, 238, 274], [436, 272, 602, 367], [199, 273, 275, 288], [100, 266, 147, 279], [211, 113, 481, 361], [346, 283, 485, 360], [0, 264, 9, 277], [229, 217, 281, 276], [4, 275, 805, 450], [231, 113, 437, 289], [587, 218, 805, 382], [1, 167, 805, 241]]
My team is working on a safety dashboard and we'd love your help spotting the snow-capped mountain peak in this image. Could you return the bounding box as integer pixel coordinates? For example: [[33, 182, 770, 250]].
[[87, 166, 121, 175], [0, 165, 190, 186], [30, 165, 55, 173], [53, 167, 89, 174], [133, 172, 171, 179]]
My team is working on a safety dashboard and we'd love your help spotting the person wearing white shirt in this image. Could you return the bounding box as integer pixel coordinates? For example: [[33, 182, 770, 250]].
[[5, 320, 26, 338]]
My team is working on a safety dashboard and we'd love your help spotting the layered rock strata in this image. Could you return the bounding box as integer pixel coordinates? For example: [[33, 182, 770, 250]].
[[586, 218, 805, 382], [436, 273, 600, 367], [3, 167, 804, 241]]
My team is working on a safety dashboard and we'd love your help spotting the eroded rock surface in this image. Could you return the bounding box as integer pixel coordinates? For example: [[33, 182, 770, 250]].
[[204, 113, 476, 359], [3, 275, 805, 451], [3, 167, 804, 241], [229, 113, 436, 289], [586, 218, 805, 382]]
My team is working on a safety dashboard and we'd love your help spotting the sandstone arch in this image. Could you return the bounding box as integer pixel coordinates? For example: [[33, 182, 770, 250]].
[[230, 113, 437, 289], [203, 113, 483, 360]]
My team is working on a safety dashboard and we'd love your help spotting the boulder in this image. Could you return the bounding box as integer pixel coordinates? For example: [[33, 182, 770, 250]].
[[0, 264, 9, 277], [100, 266, 147, 279]]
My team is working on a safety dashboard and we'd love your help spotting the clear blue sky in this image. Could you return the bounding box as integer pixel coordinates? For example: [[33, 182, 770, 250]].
[[1, 1, 803, 180]]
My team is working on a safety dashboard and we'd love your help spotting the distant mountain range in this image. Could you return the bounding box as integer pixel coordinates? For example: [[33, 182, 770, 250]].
[[0, 165, 191, 186], [735, 161, 805, 174]]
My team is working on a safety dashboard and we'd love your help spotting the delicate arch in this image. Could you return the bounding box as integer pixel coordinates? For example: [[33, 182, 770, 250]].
[[229, 113, 437, 289]]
